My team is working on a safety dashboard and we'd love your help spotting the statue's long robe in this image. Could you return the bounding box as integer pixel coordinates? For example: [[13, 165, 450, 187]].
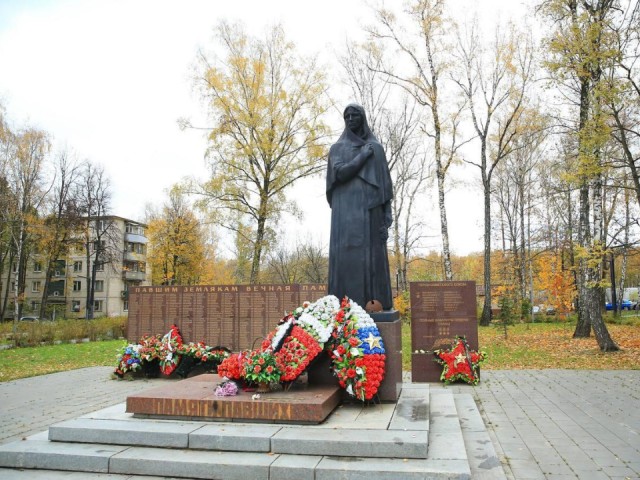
[[326, 105, 393, 310]]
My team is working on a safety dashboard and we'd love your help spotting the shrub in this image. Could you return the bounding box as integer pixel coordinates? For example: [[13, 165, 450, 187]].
[[2, 316, 127, 348]]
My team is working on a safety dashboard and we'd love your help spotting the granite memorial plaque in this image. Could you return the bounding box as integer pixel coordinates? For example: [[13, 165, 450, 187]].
[[128, 284, 328, 351], [409, 281, 478, 382]]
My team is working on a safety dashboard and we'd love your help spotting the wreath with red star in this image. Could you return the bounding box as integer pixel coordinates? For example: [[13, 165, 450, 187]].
[[433, 336, 486, 386]]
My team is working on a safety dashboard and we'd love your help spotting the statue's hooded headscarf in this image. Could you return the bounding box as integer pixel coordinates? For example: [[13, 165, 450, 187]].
[[326, 103, 393, 212]]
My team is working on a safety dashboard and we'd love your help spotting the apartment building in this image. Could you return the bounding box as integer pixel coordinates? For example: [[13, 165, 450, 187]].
[[5, 216, 150, 319]]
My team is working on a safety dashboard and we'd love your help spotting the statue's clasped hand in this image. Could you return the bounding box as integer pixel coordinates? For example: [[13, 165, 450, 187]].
[[363, 143, 374, 158]]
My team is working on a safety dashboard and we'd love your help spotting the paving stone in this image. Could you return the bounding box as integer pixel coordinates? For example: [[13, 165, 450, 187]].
[[0, 439, 126, 473], [269, 454, 322, 480], [49, 418, 199, 448], [570, 469, 610, 480], [188, 424, 281, 452], [110, 446, 276, 479]]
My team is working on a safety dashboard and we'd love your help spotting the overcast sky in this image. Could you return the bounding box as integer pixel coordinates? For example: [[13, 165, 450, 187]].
[[0, 0, 534, 257]]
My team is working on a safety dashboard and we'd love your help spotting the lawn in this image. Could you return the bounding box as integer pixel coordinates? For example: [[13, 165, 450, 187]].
[[0, 339, 125, 382], [401, 319, 640, 371], [1, 320, 639, 382]]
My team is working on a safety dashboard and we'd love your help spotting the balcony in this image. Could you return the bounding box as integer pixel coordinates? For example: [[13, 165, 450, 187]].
[[123, 271, 146, 281], [125, 232, 147, 244], [124, 251, 145, 262]]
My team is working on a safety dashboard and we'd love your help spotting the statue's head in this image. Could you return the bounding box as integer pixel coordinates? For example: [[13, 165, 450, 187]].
[[344, 104, 365, 137], [344, 106, 363, 133]]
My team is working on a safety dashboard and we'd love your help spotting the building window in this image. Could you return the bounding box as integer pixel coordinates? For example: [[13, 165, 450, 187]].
[[32, 281, 41, 293], [95, 262, 104, 272], [126, 223, 144, 235], [94, 280, 104, 292], [93, 300, 103, 312], [72, 300, 81, 312], [34, 261, 42, 272], [123, 300, 129, 311], [127, 242, 145, 254], [73, 281, 82, 292], [73, 261, 82, 272], [31, 301, 40, 311]]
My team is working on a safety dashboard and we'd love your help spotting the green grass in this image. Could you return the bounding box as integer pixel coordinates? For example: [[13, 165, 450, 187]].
[[0, 339, 126, 382], [403, 319, 640, 371]]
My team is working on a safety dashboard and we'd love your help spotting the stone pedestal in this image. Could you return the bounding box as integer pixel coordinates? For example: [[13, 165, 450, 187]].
[[375, 318, 402, 402], [411, 352, 441, 382], [126, 374, 341, 424]]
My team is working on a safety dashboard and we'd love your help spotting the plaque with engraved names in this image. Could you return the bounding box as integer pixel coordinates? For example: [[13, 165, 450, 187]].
[[410, 281, 478, 382], [127, 284, 328, 351]]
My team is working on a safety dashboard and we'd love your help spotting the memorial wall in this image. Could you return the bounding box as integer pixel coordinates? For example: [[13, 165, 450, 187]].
[[128, 284, 327, 351]]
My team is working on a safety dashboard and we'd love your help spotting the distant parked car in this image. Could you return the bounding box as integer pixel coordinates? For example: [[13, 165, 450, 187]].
[[605, 300, 637, 311], [19, 316, 39, 322]]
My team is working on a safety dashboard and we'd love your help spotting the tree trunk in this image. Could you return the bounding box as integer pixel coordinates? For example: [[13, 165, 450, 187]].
[[250, 197, 268, 284], [436, 162, 453, 281], [1, 251, 15, 322], [574, 181, 591, 337], [85, 242, 92, 320], [39, 264, 54, 320], [480, 175, 492, 326]]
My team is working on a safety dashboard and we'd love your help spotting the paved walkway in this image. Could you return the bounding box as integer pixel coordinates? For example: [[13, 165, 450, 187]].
[[444, 370, 640, 480], [1, 368, 639, 479]]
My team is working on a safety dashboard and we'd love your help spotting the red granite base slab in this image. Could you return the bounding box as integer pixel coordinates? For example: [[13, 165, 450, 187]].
[[126, 374, 342, 424]]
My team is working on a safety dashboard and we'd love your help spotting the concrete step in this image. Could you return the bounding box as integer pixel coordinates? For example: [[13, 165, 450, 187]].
[[271, 427, 429, 458], [455, 393, 507, 480], [0, 383, 503, 479]]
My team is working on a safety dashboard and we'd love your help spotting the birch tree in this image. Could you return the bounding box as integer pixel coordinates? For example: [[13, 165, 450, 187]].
[[541, 0, 620, 350], [455, 22, 537, 326], [366, 0, 470, 281]]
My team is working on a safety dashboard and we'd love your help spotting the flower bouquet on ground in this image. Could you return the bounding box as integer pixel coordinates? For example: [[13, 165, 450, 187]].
[[175, 342, 231, 378], [433, 336, 486, 386], [243, 349, 282, 392], [138, 335, 161, 378], [175, 341, 205, 378], [200, 346, 231, 373], [158, 324, 183, 376], [114, 344, 142, 377], [217, 351, 246, 381]]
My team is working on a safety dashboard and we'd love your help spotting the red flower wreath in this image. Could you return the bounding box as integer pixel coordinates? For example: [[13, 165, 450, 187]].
[[434, 336, 486, 386], [275, 326, 323, 382], [159, 324, 183, 376]]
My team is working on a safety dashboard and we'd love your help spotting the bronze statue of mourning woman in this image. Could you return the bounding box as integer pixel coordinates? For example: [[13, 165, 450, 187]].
[[326, 103, 395, 316]]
